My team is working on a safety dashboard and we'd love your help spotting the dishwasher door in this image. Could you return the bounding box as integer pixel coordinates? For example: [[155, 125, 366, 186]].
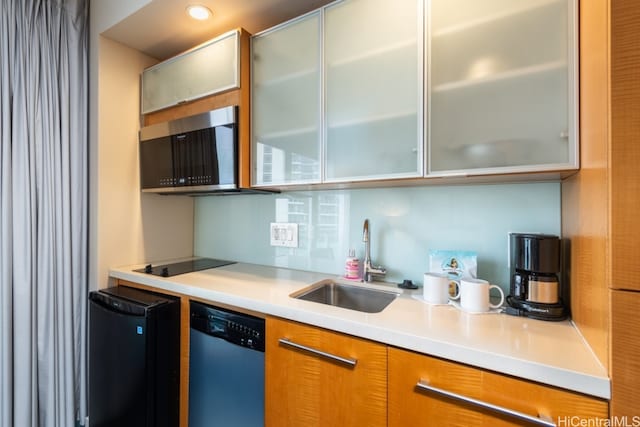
[[188, 302, 265, 427]]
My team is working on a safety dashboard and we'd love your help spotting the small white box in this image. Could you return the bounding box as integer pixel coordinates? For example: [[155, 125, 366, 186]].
[[429, 250, 478, 279]]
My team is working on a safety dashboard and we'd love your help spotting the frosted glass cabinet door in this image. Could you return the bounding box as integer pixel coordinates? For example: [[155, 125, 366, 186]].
[[142, 30, 239, 114], [252, 13, 321, 185], [428, 0, 577, 174], [324, 0, 423, 182]]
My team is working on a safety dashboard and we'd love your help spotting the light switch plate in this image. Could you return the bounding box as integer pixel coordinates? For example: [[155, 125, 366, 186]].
[[270, 222, 299, 248]]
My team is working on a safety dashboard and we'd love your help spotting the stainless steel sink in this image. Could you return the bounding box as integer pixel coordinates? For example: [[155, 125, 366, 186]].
[[290, 280, 398, 313]]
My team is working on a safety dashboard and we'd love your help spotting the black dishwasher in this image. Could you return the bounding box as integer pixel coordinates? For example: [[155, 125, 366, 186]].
[[89, 286, 180, 427], [189, 301, 265, 427]]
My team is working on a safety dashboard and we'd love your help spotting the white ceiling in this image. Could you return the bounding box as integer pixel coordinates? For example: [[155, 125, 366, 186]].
[[101, 0, 334, 60]]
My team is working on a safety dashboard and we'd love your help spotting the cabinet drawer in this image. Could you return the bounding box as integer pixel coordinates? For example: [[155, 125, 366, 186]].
[[388, 347, 608, 426], [266, 317, 387, 427]]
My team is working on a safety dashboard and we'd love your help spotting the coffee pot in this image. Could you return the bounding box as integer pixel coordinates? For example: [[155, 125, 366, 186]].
[[507, 233, 567, 321]]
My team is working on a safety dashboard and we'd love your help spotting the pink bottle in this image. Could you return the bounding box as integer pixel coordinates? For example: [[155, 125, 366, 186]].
[[344, 249, 360, 280]]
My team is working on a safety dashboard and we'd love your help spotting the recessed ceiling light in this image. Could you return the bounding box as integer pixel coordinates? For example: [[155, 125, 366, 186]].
[[186, 4, 212, 20]]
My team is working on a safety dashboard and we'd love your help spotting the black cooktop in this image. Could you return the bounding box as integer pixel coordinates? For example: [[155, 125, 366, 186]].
[[134, 258, 236, 277]]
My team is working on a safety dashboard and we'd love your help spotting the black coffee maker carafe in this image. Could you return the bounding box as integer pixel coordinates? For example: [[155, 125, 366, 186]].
[[507, 233, 567, 321]]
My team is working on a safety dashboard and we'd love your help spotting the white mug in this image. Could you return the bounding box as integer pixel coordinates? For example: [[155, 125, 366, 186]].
[[423, 272, 460, 305], [457, 278, 505, 313]]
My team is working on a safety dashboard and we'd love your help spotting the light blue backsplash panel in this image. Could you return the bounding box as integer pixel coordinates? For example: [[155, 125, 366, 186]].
[[194, 182, 561, 293]]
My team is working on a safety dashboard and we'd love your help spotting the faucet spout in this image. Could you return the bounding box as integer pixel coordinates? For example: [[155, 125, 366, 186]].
[[362, 219, 386, 283], [363, 219, 371, 266]]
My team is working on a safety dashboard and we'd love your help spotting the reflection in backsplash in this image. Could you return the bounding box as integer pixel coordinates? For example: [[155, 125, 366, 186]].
[[272, 192, 349, 273], [194, 182, 560, 293]]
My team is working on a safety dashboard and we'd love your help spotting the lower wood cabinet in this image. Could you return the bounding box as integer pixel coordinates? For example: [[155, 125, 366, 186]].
[[111, 283, 609, 426], [388, 347, 608, 426], [265, 317, 387, 427], [611, 289, 640, 416]]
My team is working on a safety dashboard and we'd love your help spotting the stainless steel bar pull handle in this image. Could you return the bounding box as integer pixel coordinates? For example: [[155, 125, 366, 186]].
[[416, 380, 556, 427], [278, 338, 358, 367]]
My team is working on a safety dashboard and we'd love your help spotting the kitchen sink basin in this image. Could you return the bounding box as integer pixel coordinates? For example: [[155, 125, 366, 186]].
[[290, 280, 398, 313]]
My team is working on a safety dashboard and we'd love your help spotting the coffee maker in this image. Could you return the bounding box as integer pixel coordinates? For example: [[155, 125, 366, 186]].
[[506, 233, 567, 321]]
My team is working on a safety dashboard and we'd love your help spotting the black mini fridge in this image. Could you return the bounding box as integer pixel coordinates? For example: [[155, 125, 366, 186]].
[[89, 286, 180, 427]]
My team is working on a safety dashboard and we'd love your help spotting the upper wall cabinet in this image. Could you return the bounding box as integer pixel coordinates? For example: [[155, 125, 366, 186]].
[[142, 30, 240, 114], [251, 0, 578, 188], [427, 0, 578, 175], [324, 0, 423, 182], [251, 0, 423, 186], [252, 12, 322, 186]]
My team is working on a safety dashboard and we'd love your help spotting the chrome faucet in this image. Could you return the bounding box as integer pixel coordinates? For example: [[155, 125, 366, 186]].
[[362, 219, 386, 282]]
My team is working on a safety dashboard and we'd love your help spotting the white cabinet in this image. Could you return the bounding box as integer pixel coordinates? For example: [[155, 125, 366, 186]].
[[252, 12, 321, 185], [251, 0, 423, 186], [251, 0, 578, 188], [142, 30, 240, 114], [427, 0, 578, 174], [324, 0, 423, 181]]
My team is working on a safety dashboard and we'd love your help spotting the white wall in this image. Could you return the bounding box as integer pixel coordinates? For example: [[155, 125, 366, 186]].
[[89, 3, 194, 290], [91, 0, 152, 34]]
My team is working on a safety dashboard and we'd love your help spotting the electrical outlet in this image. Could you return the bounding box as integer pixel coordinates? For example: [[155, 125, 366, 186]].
[[270, 222, 298, 248]]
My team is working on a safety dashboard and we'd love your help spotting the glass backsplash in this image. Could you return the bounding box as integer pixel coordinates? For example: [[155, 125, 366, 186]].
[[194, 182, 560, 292]]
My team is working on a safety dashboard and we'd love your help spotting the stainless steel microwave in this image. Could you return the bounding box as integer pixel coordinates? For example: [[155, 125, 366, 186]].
[[139, 106, 239, 194]]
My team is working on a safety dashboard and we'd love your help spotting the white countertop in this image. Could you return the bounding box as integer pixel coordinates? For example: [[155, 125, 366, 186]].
[[109, 261, 610, 400]]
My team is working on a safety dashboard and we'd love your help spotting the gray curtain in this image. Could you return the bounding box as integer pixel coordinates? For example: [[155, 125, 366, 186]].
[[0, 0, 88, 426]]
